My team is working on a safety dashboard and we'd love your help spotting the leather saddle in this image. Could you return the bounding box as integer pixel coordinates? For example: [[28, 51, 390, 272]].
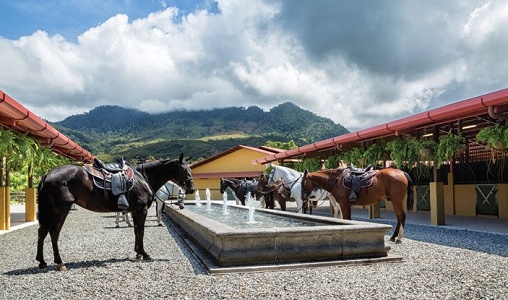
[[84, 158, 135, 195], [343, 165, 376, 190], [242, 179, 258, 194]]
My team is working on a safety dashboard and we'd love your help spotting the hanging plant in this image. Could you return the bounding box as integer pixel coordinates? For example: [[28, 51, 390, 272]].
[[339, 146, 365, 167], [476, 124, 508, 150], [363, 141, 387, 168], [436, 132, 465, 167], [418, 139, 438, 161], [325, 155, 340, 169], [385, 135, 419, 168]]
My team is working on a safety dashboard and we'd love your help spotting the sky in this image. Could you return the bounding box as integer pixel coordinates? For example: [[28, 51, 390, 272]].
[[1, 0, 508, 131]]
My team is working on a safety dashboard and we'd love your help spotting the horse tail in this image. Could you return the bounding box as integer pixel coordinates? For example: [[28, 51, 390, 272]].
[[403, 171, 414, 211], [37, 175, 50, 224]]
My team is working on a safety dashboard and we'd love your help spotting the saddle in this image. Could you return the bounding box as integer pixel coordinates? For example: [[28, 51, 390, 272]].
[[343, 165, 376, 191], [84, 158, 135, 195], [242, 179, 258, 195]]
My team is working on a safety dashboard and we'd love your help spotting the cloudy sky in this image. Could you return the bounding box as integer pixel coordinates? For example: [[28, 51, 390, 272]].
[[1, 0, 507, 131]]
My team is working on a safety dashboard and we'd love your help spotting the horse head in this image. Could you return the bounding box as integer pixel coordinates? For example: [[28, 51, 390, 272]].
[[167, 153, 195, 194], [219, 178, 226, 194], [301, 169, 317, 199]]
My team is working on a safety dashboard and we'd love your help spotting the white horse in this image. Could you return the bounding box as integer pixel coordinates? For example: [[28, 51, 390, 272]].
[[154, 180, 185, 226], [114, 212, 133, 228], [267, 164, 335, 215]]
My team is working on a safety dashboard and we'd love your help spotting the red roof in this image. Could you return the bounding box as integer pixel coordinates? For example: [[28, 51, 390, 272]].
[[0, 89, 94, 162]]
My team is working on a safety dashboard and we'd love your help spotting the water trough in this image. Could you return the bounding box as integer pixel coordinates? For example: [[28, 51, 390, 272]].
[[166, 202, 399, 272]]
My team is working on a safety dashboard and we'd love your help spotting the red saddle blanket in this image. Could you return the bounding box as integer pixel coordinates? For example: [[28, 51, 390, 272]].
[[342, 169, 377, 190], [83, 164, 135, 191]]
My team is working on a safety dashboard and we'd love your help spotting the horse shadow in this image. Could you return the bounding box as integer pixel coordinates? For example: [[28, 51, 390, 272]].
[[2, 257, 143, 276]]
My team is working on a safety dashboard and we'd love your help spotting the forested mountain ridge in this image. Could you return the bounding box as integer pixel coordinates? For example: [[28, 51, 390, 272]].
[[51, 102, 349, 161]]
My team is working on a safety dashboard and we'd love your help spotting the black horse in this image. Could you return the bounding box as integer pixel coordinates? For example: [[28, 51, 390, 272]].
[[219, 177, 261, 206], [36, 154, 195, 271]]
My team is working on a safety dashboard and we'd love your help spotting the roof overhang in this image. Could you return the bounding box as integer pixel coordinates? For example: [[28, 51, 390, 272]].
[[253, 88, 508, 164], [0, 89, 94, 163]]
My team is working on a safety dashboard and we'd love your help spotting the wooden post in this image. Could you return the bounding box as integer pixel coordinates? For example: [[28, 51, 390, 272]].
[[430, 182, 445, 225], [369, 203, 380, 219], [25, 188, 37, 222], [0, 187, 5, 230]]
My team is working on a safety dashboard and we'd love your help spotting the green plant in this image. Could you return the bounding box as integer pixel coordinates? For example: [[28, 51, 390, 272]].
[[385, 136, 419, 168], [436, 132, 465, 167], [418, 139, 438, 161], [476, 124, 508, 150], [341, 147, 366, 167], [363, 142, 387, 168], [325, 155, 340, 169]]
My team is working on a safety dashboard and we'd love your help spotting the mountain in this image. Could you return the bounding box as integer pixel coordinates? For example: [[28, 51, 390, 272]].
[[51, 102, 349, 161]]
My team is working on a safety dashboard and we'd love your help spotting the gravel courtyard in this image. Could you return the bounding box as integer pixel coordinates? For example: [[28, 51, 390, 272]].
[[1, 206, 507, 300]]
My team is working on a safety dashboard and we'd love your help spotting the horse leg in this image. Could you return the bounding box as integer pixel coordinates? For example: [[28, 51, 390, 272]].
[[49, 208, 72, 271], [124, 212, 133, 227], [115, 212, 121, 228], [328, 195, 341, 218], [390, 199, 406, 243], [36, 224, 50, 269], [132, 209, 151, 260], [156, 199, 163, 226], [339, 199, 351, 220]]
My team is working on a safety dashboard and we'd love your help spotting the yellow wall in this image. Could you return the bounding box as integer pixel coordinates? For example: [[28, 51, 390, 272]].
[[498, 184, 508, 219], [192, 178, 223, 200], [190, 148, 278, 201], [454, 184, 476, 217], [192, 148, 271, 174]]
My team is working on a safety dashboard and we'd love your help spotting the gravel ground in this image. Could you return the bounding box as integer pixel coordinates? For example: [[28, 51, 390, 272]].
[[1, 206, 507, 300]]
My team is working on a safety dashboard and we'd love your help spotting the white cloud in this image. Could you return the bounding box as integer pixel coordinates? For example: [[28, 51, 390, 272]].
[[1, 0, 508, 131]]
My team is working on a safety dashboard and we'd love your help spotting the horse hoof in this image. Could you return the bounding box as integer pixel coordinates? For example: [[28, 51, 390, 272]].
[[115, 225, 120, 228], [389, 237, 395, 243], [39, 263, 48, 269], [395, 240, 402, 244], [143, 255, 152, 261], [136, 254, 143, 260], [56, 263, 67, 271]]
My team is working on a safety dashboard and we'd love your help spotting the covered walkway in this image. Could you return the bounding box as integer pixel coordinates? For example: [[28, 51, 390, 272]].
[[3, 201, 507, 236]]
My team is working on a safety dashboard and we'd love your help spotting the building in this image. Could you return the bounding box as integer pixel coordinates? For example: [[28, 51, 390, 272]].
[[253, 88, 508, 224], [190, 145, 282, 200]]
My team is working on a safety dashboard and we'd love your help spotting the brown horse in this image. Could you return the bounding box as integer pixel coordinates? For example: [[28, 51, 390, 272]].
[[36, 154, 195, 271], [256, 173, 290, 210], [219, 177, 261, 206], [302, 168, 413, 243]]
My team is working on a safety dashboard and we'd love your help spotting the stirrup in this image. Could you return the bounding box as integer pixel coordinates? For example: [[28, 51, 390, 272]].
[[117, 194, 129, 210], [349, 192, 357, 202]]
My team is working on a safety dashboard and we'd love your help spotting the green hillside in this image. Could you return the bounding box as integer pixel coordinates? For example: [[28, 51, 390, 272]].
[[51, 102, 349, 162]]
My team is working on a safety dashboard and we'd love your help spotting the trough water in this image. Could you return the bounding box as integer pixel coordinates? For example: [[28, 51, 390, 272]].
[[186, 204, 325, 229]]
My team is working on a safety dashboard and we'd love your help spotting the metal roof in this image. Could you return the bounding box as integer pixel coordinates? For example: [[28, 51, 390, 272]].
[[253, 88, 508, 164], [0, 90, 94, 163]]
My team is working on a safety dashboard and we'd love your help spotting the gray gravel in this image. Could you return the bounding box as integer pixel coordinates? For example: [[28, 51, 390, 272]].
[[1, 206, 507, 300]]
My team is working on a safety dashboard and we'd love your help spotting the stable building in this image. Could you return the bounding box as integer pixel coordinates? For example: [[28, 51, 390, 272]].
[[190, 145, 282, 200], [253, 88, 508, 225]]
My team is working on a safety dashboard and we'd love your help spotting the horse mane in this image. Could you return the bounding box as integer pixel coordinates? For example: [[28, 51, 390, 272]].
[[272, 165, 302, 176], [135, 159, 177, 171]]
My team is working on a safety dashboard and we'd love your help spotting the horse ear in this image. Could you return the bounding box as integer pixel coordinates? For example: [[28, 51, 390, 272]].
[[179, 153, 184, 164], [304, 169, 308, 176]]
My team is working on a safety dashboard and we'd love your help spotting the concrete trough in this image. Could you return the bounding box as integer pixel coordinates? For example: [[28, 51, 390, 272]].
[[166, 203, 393, 268]]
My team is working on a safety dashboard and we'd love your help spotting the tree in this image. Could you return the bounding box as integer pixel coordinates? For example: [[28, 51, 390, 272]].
[[265, 140, 298, 150]]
